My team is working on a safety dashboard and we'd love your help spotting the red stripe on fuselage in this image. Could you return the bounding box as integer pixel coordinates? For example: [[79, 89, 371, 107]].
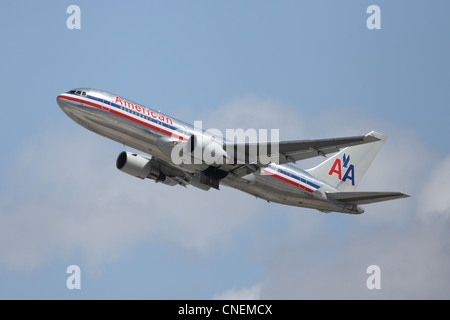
[[262, 168, 314, 193], [58, 95, 188, 141]]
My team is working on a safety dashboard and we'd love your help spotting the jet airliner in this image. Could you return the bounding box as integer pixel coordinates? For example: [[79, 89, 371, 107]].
[[57, 88, 409, 214]]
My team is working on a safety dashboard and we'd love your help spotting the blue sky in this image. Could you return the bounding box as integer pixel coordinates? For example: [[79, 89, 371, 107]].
[[1, 1, 449, 299]]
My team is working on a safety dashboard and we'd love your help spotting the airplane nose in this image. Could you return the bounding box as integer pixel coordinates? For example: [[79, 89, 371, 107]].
[[57, 95, 68, 110]]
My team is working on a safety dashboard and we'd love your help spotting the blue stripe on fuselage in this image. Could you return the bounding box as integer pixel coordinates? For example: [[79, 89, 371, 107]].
[[67, 92, 182, 134], [267, 164, 322, 190]]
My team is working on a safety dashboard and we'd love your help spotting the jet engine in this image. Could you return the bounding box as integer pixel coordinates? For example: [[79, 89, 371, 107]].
[[155, 135, 230, 189], [157, 134, 228, 166], [116, 151, 162, 180], [187, 134, 228, 165]]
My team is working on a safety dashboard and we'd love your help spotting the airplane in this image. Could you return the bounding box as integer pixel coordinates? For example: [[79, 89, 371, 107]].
[[57, 88, 409, 214]]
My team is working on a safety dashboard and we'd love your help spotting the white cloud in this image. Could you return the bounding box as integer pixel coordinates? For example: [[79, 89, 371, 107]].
[[418, 155, 450, 222], [206, 96, 450, 299], [2, 95, 449, 299], [202, 95, 308, 141], [0, 128, 263, 271], [261, 215, 450, 299], [212, 283, 263, 300]]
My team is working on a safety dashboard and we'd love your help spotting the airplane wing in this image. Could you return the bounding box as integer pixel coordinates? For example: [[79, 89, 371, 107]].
[[224, 133, 380, 178], [226, 133, 380, 165], [276, 133, 380, 163], [327, 191, 410, 205], [152, 132, 382, 189]]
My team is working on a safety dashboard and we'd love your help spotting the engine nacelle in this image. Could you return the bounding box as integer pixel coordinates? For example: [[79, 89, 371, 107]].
[[187, 134, 228, 165], [116, 151, 161, 180], [158, 134, 228, 167]]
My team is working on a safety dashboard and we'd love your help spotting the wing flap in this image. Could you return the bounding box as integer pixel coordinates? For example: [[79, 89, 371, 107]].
[[230, 164, 260, 177], [327, 192, 410, 205]]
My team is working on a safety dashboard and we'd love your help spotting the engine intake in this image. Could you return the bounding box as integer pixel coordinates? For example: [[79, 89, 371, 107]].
[[116, 151, 161, 180]]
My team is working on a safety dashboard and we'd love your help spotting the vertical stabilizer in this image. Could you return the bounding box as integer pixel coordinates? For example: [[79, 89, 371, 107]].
[[306, 131, 386, 191]]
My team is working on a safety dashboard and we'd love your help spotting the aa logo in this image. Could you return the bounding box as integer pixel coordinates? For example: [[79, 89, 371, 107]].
[[328, 153, 355, 186]]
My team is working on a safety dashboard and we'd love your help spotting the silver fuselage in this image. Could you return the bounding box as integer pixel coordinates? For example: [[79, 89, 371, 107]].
[[57, 88, 363, 214]]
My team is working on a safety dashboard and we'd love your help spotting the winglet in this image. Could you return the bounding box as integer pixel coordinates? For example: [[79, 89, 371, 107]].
[[366, 131, 387, 142]]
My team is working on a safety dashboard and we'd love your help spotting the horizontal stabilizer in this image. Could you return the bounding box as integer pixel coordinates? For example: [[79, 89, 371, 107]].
[[327, 192, 410, 205]]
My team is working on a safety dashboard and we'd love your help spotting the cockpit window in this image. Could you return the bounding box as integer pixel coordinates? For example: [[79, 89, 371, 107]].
[[69, 90, 87, 96]]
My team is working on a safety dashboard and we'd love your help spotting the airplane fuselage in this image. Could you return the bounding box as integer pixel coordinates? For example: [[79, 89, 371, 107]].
[[57, 88, 364, 214]]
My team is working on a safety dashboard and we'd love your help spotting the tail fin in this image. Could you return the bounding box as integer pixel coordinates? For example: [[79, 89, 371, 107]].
[[306, 131, 386, 191]]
